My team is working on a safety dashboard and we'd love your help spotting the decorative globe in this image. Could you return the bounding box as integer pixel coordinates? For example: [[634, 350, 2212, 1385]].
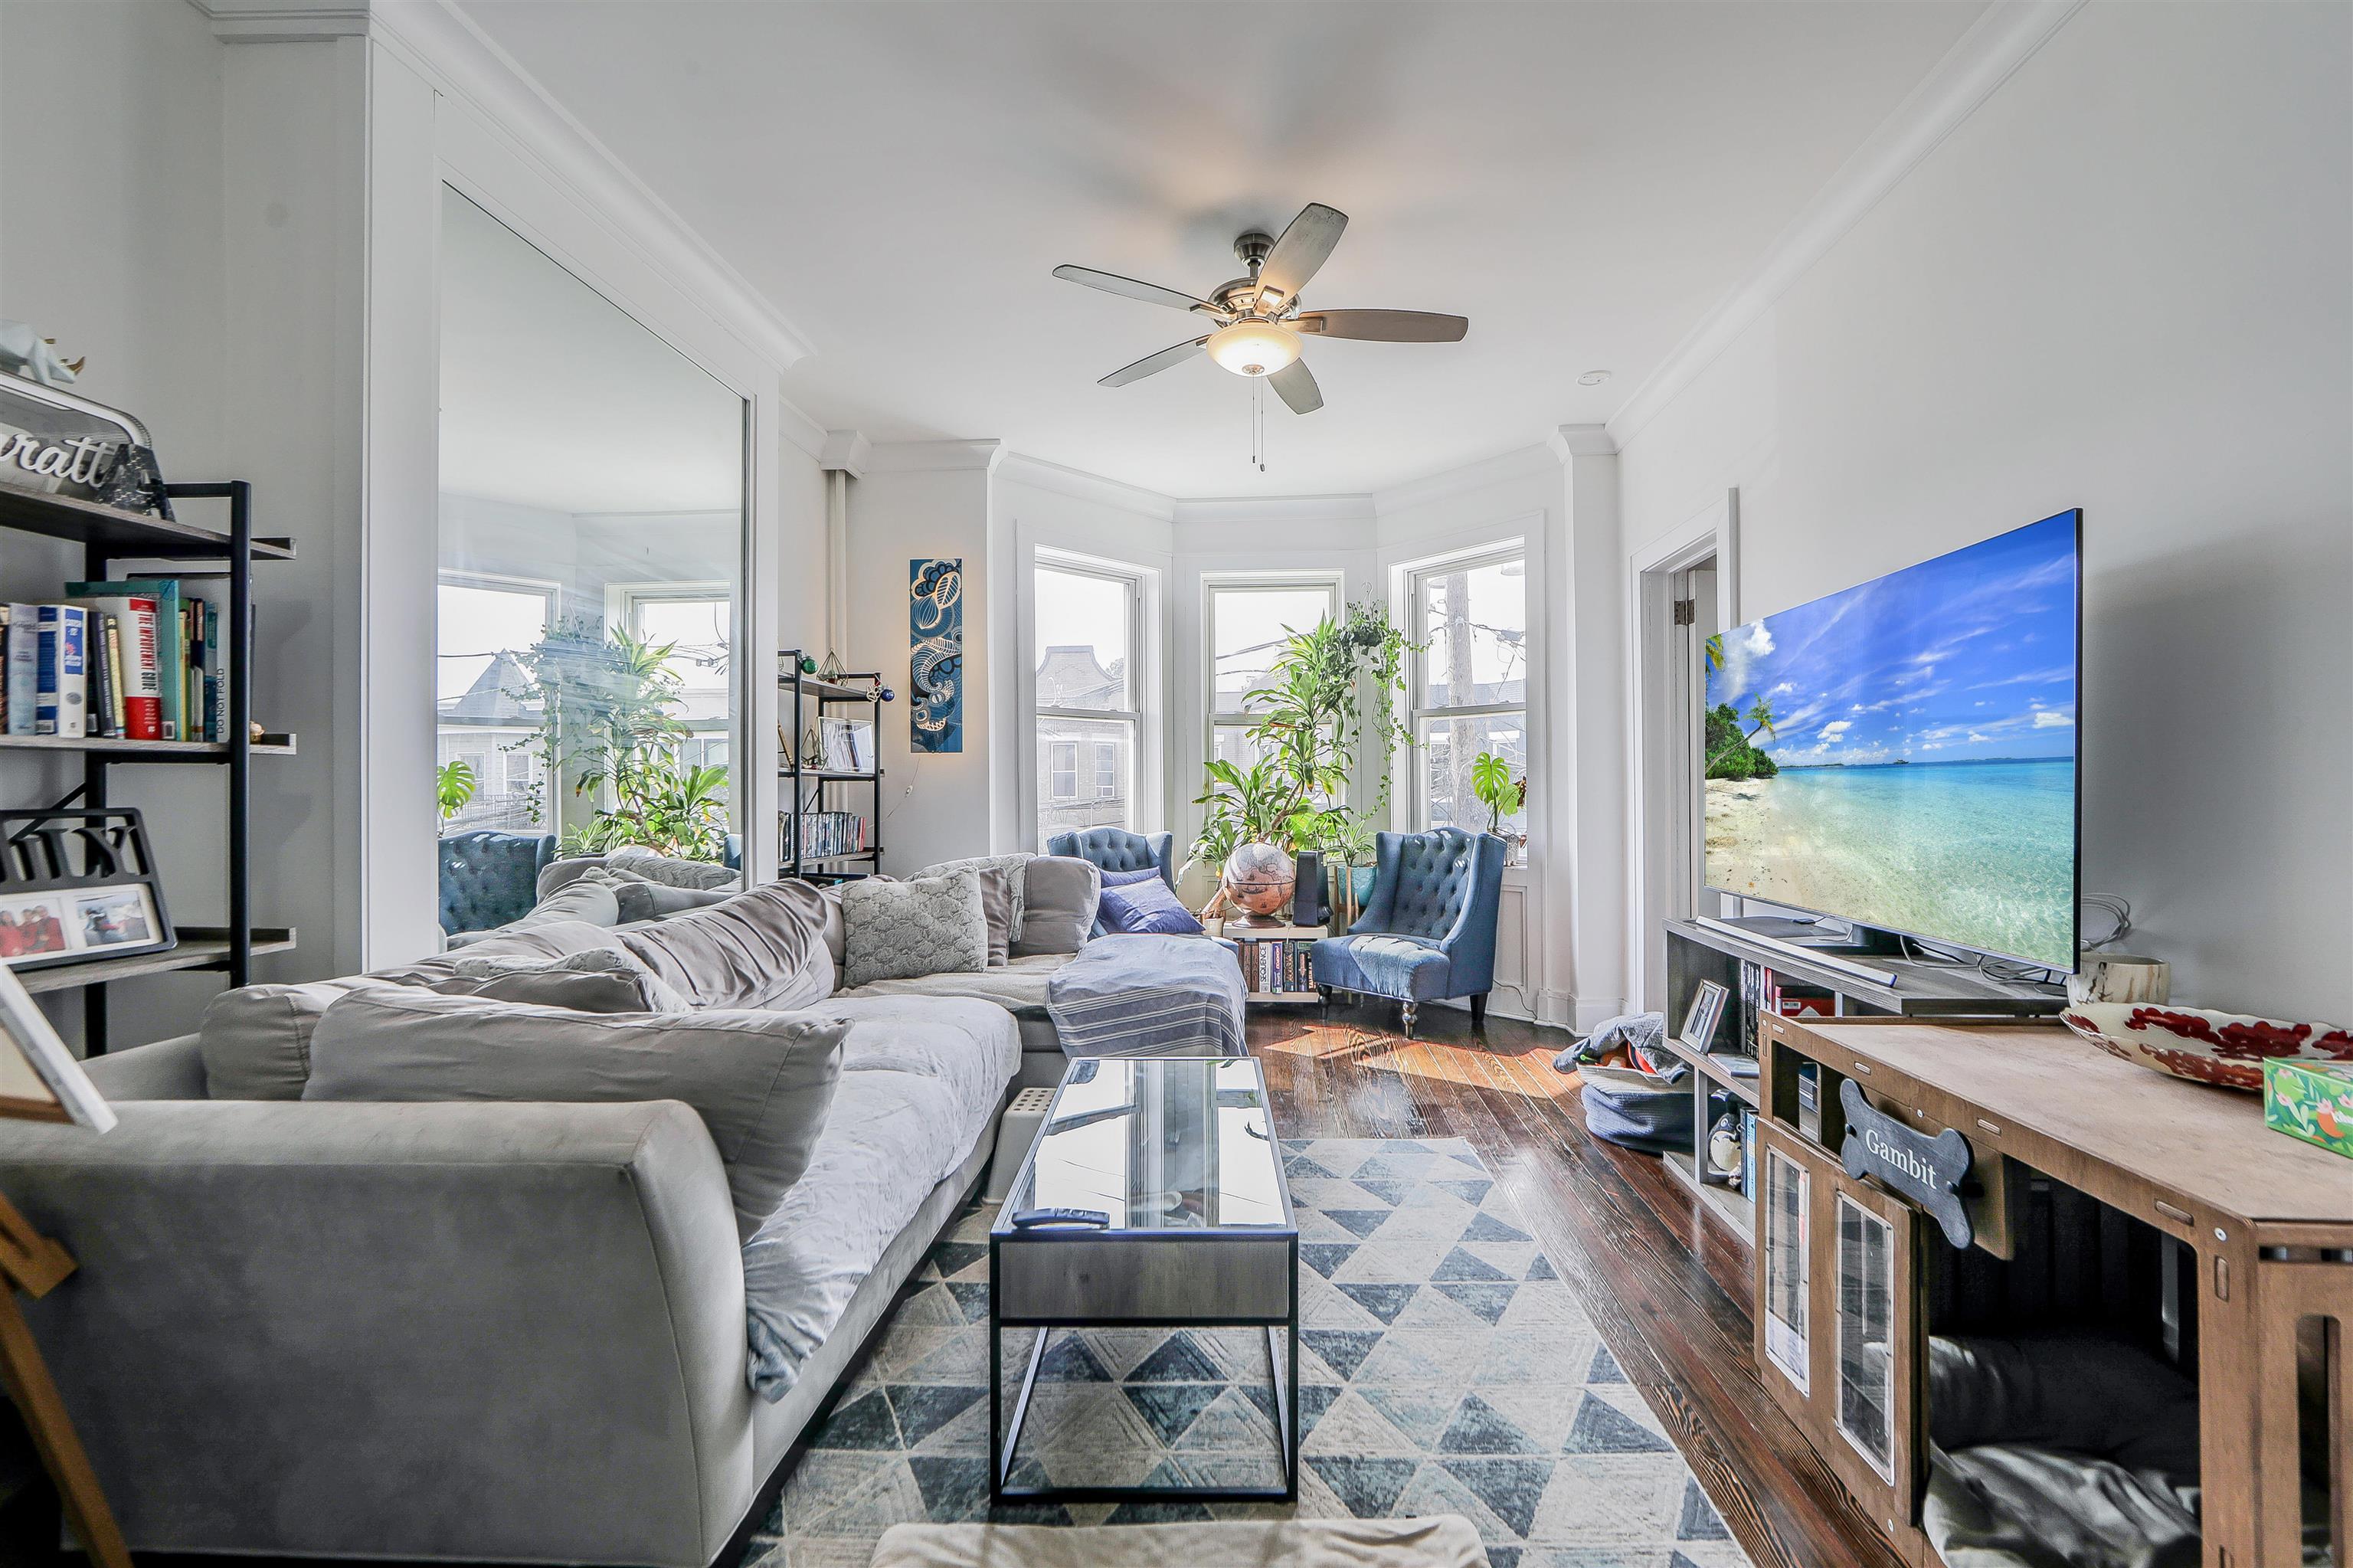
[[1221, 842, 1296, 918]]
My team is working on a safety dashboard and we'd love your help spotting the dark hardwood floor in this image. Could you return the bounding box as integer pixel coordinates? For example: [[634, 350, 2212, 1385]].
[[1255, 995, 1902, 1568]]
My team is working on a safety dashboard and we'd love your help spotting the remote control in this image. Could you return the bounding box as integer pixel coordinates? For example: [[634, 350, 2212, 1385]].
[[1010, 1207, 1111, 1229]]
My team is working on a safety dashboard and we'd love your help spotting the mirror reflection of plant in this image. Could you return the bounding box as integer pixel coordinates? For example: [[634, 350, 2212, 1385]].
[[1186, 599, 1418, 876], [509, 617, 729, 859]]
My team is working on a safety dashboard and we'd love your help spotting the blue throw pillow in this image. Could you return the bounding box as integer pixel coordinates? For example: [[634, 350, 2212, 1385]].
[[1098, 876, 1204, 936], [1100, 866, 1163, 890]]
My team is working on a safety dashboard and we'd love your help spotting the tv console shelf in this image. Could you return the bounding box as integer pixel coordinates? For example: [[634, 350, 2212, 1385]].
[[1658, 916, 2065, 1249]]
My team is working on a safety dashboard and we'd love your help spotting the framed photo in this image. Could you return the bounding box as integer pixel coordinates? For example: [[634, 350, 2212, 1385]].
[[0, 807, 175, 971], [0, 960, 112, 1130], [1680, 978, 1731, 1054]]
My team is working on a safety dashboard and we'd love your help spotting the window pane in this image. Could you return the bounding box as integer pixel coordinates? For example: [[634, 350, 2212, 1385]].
[[1420, 557, 1527, 709], [1040, 718, 1132, 838], [1420, 712, 1528, 836], [437, 581, 550, 835], [1036, 567, 1129, 712], [1213, 586, 1333, 714]]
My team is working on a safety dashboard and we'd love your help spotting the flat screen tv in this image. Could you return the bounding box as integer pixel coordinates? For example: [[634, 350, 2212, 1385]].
[[1703, 509, 2080, 971]]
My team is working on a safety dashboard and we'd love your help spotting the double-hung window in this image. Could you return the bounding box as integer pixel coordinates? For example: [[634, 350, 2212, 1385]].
[[616, 583, 735, 782], [1034, 556, 1141, 840], [1206, 577, 1343, 775], [1409, 548, 1528, 838]]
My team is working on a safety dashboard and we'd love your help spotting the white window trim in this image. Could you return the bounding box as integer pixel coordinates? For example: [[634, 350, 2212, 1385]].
[[605, 579, 735, 736], [1028, 548, 1155, 846], [1405, 543, 1529, 834]]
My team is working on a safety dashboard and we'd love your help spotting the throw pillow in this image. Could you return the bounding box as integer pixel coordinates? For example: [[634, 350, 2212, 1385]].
[[917, 856, 1026, 966], [432, 948, 693, 1013], [304, 986, 848, 1240], [614, 880, 835, 1011], [839, 869, 987, 987], [1010, 856, 1100, 957], [1098, 875, 1205, 936], [1092, 864, 1167, 938], [608, 845, 738, 890]]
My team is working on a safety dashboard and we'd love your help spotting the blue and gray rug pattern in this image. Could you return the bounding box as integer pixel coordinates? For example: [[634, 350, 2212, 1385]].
[[750, 1138, 1751, 1568]]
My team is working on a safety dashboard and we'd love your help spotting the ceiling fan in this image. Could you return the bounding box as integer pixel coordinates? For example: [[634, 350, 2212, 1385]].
[[1052, 201, 1468, 414]]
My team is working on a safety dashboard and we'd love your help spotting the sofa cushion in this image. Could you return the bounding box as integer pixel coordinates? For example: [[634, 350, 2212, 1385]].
[[608, 845, 738, 889], [840, 869, 987, 987], [1010, 856, 1099, 957], [614, 878, 737, 925], [303, 986, 848, 1241], [918, 855, 1025, 966], [614, 880, 834, 1011], [833, 953, 1064, 1020], [449, 874, 619, 946], [198, 977, 398, 1100], [433, 948, 692, 1013]]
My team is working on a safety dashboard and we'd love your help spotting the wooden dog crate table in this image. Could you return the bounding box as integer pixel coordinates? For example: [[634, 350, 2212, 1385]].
[[1757, 1014, 2351, 1568]]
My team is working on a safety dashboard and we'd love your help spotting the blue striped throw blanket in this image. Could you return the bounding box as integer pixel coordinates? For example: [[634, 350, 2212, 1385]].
[[1046, 934, 1246, 1058]]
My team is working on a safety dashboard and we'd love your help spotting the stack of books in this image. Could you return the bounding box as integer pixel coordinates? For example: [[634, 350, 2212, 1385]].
[[790, 810, 868, 860], [1736, 959, 1835, 1052], [1238, 938, 1316, 995], [0, 578, 241, 741]]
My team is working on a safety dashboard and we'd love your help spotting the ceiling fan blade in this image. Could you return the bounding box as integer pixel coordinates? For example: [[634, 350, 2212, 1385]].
[[1254, 202, 1348, 310], [1052, 264, 1217, 315], [1295, 309, 1468, 342], [1100, 336, 1210, 387], [1269, 357, 1323, 414]]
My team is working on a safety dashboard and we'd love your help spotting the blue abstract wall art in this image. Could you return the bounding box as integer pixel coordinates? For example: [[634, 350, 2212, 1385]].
[[909, 558, 962, 754]]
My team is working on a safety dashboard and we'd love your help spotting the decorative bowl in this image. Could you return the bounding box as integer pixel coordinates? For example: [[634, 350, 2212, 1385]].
[[2060, 1001, 2353, 1092], [1221, 842, 1296, 918]]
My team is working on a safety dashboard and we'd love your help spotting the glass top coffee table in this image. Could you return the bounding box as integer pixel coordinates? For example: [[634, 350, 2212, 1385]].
[[989, 1055, 1298, 1504]]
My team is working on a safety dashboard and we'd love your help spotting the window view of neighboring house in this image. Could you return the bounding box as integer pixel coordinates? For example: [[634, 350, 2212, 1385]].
[[437, 578, 554, 835], [1412, 550, 1530, 840], [1034, 559, 1140, 842]]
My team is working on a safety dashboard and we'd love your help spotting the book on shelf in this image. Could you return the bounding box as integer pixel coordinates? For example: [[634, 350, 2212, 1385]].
[[34, 605, 87, 738], [2, 605, 33, 737], [787, 809, 868, 860], [90, 614, 121, 736], [69, 592, 158, 738]]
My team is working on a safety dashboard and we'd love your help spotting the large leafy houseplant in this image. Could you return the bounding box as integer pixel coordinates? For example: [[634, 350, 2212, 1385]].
[[1185, 599, 1416, 919], [509, 618, 731, 860]]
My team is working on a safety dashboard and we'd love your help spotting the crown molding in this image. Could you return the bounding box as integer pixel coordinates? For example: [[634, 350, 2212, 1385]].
[[1172, 494, 1375, 529], [862, 438, 1006, 475], [188, 0, 370, 41], [1550, 423, 1617, 460], [818, 430, 872, 477], [997, 453, 1176, 522], [1605, 0, 2085, 448], [362, 0, 817, 375], [1371, 443, 1562, 517]]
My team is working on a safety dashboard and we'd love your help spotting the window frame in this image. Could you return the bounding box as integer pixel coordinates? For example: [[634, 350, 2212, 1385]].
[[1030, 551, 1149, 844], [1406, 544, 1529, 835], [436, 568, 560, 835], [1202, 572, 1345, 785], [606, 579, 735, 738]]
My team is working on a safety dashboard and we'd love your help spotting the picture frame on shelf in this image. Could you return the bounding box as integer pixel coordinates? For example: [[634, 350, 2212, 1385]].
[[1680, 978, 1730, 1054], [0, 807, 175, 971], [820, 715, 875, 774]]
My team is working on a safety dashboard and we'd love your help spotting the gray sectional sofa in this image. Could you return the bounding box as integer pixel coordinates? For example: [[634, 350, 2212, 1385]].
[[0, 856, 1105, 1566]]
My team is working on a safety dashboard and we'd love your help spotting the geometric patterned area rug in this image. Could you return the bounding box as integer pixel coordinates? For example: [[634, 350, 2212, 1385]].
[[748, 1138, 1752, 1568]]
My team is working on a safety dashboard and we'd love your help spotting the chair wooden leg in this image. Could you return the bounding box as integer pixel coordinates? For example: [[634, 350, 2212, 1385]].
[[1469, 993, 1487, 1031]]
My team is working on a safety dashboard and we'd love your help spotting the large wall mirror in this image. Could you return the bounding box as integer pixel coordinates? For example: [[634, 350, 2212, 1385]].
[[434, 188, 747, 931]]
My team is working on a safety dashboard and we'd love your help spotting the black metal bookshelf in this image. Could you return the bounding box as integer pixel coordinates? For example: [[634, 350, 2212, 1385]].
[[0, 481, 293, 1051], [779, 650, 883, 883]]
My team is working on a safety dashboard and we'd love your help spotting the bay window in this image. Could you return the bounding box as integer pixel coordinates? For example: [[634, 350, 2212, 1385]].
[[1409, 548, 1528, 839]]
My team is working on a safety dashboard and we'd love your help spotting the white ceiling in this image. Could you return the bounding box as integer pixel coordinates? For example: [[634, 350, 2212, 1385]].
[[460, 1, 1985, 499], [439, 186, 745, 514]]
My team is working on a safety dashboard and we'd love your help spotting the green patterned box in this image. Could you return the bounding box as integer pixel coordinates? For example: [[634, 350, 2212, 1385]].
[[2263, 1058, 2353, 1160]]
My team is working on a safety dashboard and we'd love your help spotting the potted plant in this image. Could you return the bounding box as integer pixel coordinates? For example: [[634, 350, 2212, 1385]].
[[1471, 750, 1528, 862], [435, 759, 477, 825]]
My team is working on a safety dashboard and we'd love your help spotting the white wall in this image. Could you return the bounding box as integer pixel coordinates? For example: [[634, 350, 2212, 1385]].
[[843, 445, 1002, 876], [1615, 2, 2353, 1023]]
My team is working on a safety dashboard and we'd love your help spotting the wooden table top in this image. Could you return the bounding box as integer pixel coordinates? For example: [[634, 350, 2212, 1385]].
[[1786, 1019, 2353, 1227]]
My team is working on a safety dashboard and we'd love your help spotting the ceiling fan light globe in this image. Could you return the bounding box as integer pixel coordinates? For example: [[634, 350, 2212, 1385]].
[[1206, 322, 1301, 378]]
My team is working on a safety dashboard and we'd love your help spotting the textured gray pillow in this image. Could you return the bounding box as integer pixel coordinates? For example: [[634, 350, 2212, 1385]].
[[608, 846, 738, 890], [303, 986, 848, 1239], [917, 856, 1021, 966], [1010, 856, 1100, 957], [434, 948, 692, 1013], [841, 869, 987, 987], [198, 977, 398, 1099], [614, 880, 834, 1010]]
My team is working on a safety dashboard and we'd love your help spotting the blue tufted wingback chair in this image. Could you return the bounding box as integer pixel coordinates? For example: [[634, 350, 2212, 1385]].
[[1046, 827, 1175, 935], [1310, 827, 1506, 1036], [437, 830, 558, 936]]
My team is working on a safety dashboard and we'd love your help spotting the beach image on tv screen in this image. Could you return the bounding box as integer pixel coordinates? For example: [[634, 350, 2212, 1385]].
[[1704, 512, 2078, 969]]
